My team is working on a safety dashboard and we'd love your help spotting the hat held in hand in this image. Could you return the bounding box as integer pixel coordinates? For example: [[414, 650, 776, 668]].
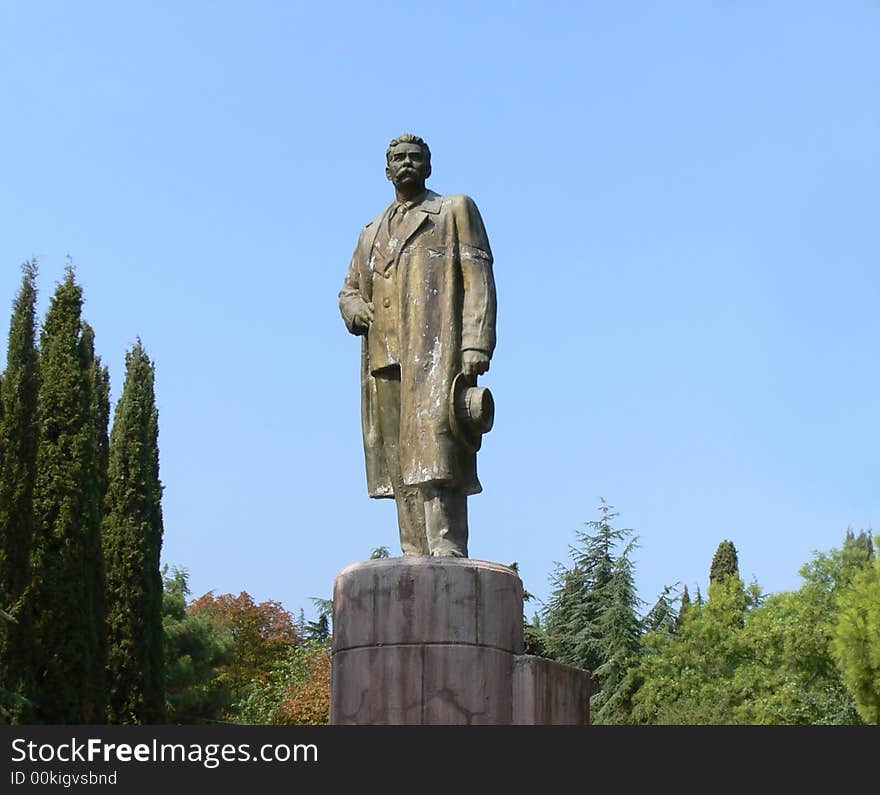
[[449, 372, 495, 453]]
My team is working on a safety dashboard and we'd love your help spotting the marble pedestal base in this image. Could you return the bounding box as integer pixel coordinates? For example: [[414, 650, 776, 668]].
[[330, 557, 590, 725]]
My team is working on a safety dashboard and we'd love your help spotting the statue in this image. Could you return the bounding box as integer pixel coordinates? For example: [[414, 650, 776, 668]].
[[339, 133, 497, 557]]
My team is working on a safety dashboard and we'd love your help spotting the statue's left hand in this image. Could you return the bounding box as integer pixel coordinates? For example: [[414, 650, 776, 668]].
[[462, 350, 490, 377]]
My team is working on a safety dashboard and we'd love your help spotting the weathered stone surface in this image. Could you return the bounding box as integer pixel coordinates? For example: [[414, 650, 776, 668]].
[[330, 557, 590, 724], [512, 655, 591, 725], [332, 557, 523, 653], [338, 133, 497, 557], [422, 645, 512, 724], [331, 557, 523, 724], [330, 645, 423, 725], [331, 645, 513, 725]]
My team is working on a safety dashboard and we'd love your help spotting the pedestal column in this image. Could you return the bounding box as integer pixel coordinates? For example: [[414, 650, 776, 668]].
[[330, 557, 523, 725]]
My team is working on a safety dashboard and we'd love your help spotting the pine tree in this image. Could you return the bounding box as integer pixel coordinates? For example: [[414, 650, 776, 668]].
[[543, 564, 591, 667], [304, 598, 332, 642], [710, 539, 739, 585], [542, 500, 641, 723], [593, 542, 641, 723], [161, 567, 234, 723], [0, 262, 40, 706], [29, 267, 106, 723], [523, 612, 548, 657], [103, 340, 165, 724], [644, 585, 678, 635]]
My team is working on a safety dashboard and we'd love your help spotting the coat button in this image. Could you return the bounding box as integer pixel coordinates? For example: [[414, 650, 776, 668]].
[[383, 297, 392, 308], [384, 270, 391, 279]]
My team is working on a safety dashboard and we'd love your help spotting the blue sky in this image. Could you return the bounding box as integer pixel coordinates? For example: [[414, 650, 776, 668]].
[[1, 2, 878, 622]]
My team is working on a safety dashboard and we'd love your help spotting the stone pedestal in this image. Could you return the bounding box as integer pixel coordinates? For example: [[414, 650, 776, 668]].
[[513, 655, 591, 725], [330, 557, 590, 725]]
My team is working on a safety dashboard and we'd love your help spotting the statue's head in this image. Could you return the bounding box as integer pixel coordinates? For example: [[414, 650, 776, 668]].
[[386, 133, 432, 190]]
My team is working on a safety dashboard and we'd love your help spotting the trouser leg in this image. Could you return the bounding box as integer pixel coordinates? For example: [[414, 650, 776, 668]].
[[374, 369, 429, 555], [423, 485, 468, 557]]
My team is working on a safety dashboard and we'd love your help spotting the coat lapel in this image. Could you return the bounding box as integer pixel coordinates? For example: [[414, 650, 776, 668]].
[[365, 203, 394, 278], [391, 190, 442, 265], [370, 191, 443, 273]]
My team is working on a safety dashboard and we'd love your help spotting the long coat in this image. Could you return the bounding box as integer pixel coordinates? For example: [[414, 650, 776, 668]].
[[339, 190, 496, 498]]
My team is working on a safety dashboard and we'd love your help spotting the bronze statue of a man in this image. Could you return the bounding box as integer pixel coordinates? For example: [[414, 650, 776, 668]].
[[339, 133, 497, 557]]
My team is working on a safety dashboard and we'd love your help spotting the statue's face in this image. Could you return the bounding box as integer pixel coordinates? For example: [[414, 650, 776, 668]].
[[386, 142, 430, 189]]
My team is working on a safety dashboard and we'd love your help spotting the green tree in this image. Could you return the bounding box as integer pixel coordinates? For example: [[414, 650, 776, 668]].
[[843, 528, 873, 560], [733, 588, 860, 724], [162, 567, 234, 724], [29, 267, 107, 723], [304, 598, 332, 642], [542, 500, 641, 723], [236, 639, 331, 725], [832, 535, 880, 723], [633, 531, 869, 725], [728, 535, 868, 725], [633, 574, 749, 724], [675, 585, 692, 633], [644, 586, 678, 635], [0, 608, 32, 723], [78, 321, 109, 719], [523, 613, 548, 657], [710, 539, 739, 585], [0, 261, 40, 711], [84, 323, 110, 506], [103, 341, 165, 723]]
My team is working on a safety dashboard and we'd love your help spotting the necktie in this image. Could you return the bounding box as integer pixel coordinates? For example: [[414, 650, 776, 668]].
[[388, 203, 407, 238]]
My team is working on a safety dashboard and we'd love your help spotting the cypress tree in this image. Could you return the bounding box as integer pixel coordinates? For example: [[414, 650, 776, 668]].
[[103, 340, 165, 723], [675, 584, 692, 632], [0, 261, 40, 707], [842, 529, 874, 569], [79, 321, 109, 719], [710, 539, 740, 585], [84, 323, 111, 506], [30, 267, 105, 723]]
